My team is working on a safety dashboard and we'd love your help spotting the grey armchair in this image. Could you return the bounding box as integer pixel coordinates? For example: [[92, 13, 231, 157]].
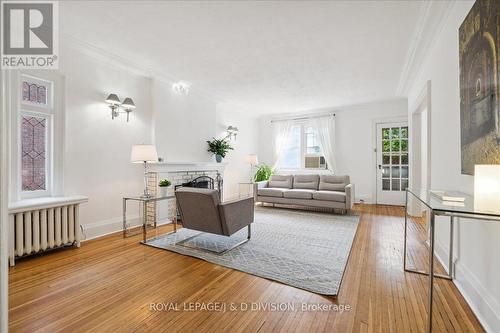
[[175, 187, 254, 254]]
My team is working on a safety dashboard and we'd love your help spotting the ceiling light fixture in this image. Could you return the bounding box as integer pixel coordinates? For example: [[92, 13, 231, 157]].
[[172, 81, 190, 95]]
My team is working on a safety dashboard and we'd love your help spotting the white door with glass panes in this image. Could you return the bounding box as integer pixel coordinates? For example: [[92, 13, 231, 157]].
[[376, 122, 409, 205]]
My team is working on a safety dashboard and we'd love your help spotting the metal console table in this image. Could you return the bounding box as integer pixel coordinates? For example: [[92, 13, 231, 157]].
[[404, 188, 500, 332], [123, 195, 176, 242]]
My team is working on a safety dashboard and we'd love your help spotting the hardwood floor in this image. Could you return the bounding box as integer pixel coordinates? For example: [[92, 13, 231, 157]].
[[9, 204, 484, 332]]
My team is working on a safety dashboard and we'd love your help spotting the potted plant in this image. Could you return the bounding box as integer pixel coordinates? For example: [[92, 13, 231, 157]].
[[206, 137, 233, 163], [253, 164, 274, 182], [158, 179, 171, 196]]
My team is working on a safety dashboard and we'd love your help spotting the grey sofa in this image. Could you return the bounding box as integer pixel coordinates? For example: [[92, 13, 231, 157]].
[[175, 187, 254, 254], [254, 174, 354, 213]]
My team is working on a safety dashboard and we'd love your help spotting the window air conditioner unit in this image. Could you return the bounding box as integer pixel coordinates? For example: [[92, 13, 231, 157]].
[[305, 156, 320, 168]]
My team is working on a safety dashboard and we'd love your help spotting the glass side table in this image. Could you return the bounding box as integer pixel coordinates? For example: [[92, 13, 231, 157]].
[[404, 188, 500, 332], [123, 195, 176, 242], [238, 182, 254, 198]]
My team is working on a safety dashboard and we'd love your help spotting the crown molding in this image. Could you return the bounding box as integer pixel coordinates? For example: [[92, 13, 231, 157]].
[[396, 1, 455, 96], [60, 33, 222, 103]]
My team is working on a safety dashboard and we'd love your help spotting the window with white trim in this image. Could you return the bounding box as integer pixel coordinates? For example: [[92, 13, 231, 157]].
[[19, 75, 54, 198], [277, 122, 327, 170]]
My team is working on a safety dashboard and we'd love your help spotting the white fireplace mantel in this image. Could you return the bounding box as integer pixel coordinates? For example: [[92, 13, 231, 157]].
[[149, 161, 227, 174]]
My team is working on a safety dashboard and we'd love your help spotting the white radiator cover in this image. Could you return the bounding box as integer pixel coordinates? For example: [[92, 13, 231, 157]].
[[8, 196, 88, 266]]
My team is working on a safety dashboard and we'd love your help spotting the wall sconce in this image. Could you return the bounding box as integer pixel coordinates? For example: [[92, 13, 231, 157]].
[[105, 94, 136, 122], [226, 125, 239, 140], [172, 81, 190, 95]]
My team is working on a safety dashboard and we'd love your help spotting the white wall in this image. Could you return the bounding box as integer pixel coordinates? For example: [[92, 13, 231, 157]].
[[57, 43, 259, 238], [60, 42, 154, 238], [152, 79, 216, 162], [406, 2, 500, 331], [216, 108, 259, 200], [258, 98, 408, 203]]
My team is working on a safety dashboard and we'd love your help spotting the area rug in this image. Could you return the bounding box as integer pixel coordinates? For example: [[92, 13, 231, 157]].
[[144, 206, 360, 295]]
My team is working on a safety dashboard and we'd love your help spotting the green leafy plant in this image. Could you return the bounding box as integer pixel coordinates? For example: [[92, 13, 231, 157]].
[[158, 179, 171, 187], [253, 164, 274, 182], [206, 137, 233, 157]]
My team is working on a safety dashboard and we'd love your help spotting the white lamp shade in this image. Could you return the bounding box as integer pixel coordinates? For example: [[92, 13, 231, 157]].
[[474, 164, 500, 212], [130, 144, 158, 163], [245, 154, 258, 165]]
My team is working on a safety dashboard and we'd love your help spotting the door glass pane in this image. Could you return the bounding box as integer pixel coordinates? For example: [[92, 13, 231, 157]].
[[391, 140, 400, 152], [382, 128, 390, 139], [401, 166, 409, 178], [383, 154, 390, 164], [391, 155, 400, 165], [382, 166, 390, 178], [401, 179, 409, 190], [382, 179, 390, 191], [391, 166, 400, 178], [401, 153, 408, 165], [383, 140, 390, 152], [401, 139, 408, 152], [22, 116, 46, 191], [401, 127, 408, 138], [391, 179, 400, 191], [391, 128, 400, 139]]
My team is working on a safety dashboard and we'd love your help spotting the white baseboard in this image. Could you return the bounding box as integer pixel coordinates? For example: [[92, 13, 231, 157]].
[[81, 215, 172, 241], [434, 241, 500, 332]]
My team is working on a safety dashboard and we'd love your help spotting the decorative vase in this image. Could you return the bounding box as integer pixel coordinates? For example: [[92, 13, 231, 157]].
[[159, 186, 169, 197], [216, 154, 223, 163]]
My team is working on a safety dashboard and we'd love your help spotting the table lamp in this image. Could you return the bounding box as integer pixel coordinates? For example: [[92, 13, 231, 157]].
[[245, 154, 259, 182], [474, 164, 500, 212], [131, 144, 158, 198]]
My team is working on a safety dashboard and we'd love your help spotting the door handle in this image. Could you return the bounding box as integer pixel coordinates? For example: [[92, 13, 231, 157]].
[[378, 164, 381, 169]]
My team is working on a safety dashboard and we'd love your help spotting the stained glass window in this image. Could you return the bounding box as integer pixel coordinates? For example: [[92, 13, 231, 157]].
[[22, 81, 47, 105], [22, 116, 46, 191]]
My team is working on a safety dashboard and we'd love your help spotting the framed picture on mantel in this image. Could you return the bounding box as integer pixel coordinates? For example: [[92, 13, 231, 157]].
[[459, 0, 500, 175]]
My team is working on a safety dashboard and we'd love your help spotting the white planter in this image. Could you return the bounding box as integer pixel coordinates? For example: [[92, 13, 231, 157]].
[[159, 186, 169, 197]]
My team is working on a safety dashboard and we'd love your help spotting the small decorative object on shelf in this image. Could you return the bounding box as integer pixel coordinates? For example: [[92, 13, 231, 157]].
[[206, 137, 233, 163], [158, 179, 171, 196]]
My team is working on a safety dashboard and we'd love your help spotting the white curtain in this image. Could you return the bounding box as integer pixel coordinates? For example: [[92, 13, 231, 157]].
[[311, 116, 336, 172], [272, 120, 293, 169]]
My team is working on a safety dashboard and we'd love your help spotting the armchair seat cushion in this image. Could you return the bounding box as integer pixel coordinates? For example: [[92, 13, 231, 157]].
[[313, 190, 346, 202], [283, 189, 315, 199], [257, 187, 287, 198]]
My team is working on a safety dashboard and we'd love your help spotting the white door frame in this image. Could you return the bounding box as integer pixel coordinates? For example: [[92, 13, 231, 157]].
[[371, 116, 408, 204], [409, 80, 432, 215], [1, 69, 9, 332]]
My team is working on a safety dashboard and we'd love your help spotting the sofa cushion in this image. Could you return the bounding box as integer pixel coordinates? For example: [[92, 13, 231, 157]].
[[313, 190, 346, 202], [283, 189, 315, 199], [319, 175, 350, 192], [268, 175, 293, 189], [292, 175, 319, 190], [257, 188, 286, 198]]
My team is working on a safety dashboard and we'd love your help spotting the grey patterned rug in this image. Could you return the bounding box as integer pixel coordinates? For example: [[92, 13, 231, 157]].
[[144, 207, 360, 295]]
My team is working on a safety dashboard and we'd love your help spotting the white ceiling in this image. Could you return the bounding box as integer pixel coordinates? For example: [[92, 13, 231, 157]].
[[60, 1, 423, 115]]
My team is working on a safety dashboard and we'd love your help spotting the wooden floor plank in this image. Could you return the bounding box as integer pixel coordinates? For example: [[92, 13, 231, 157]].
[[9, 204, 485, 332]]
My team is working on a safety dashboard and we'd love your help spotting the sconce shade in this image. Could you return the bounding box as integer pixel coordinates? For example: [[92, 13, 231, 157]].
[[227, 126, 239, 134], [130, 144, 158, 163], [122, 97, 136, 109], [245, 154, 258, 165], [105, 93, 121, 105], [474, 164, 500, 212]]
